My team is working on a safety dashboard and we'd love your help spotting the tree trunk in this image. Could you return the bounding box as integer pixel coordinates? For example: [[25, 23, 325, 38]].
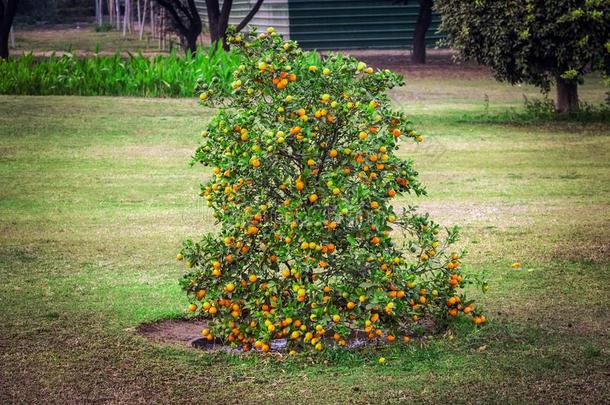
[[556, 76, 579, 114], [185, 31, 197, 56], [0, 0, 19, 60], [95, 0, 101, 25], [139, 0, 148, 39], [205, 0, 263, 51], [116, 0, 121, 31], [411, 0, 432, 64]]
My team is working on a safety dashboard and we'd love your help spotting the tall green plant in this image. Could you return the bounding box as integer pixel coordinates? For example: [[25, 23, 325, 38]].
[[0, 47, 241, 97]]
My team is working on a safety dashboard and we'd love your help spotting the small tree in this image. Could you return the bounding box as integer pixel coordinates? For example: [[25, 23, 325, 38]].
[[179, 27, 485, 353], [436, 0, 610, 114], [0, 0, 19, 60]]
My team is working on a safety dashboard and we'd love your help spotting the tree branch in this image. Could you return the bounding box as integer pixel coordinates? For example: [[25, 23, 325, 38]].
[[218, 0, 233, 36], [235, 0, 264, 32], [186, 0, 202, 29], [155, 0, 189, 34]]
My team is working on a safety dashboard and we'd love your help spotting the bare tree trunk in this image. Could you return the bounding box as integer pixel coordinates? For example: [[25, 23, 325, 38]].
[[9, 25, 14, 48], [412, 0, 432, 64], [136, 0, 141, 32], [108, 0, 113, 25], [122, 0, 128, 35], [116, 0, 121, 31], [95, 0, 101, 25], [150, 1, 155, 37], [160, 8, 164, 50], [556, 76, 579, 114], [0, 0, 19, 60], [139, 0, 148, 40]]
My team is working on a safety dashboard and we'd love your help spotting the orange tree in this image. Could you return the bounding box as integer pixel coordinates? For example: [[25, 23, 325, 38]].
[[178, 27, 485, 353]]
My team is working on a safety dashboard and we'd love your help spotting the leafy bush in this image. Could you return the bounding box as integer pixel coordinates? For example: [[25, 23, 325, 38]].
[[0, 47, 240, 97], [179, 27, 486, 353]]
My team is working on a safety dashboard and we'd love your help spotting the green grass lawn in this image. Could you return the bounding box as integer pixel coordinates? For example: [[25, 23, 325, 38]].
[[1, 78, 609, 403], [12, 23, 173, 54]]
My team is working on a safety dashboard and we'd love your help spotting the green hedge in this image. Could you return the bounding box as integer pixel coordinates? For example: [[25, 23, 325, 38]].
[[0, 48, 241, 97]]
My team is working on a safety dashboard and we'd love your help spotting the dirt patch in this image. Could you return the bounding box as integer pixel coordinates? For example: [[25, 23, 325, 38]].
[[137, 319, 206, 347], [137, 319, 382, 353]]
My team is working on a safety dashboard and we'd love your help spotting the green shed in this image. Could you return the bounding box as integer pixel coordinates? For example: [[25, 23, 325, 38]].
[[195, 0, 443, 50]]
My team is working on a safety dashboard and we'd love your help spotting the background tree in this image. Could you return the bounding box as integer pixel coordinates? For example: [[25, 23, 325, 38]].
[[393, 0, 433, 64], [0, 0, 18, 59], [154, 0, 202, 55], [154, 0, 264, 54], [205, 0, 264, 49], [436, 0, 610, 114], [411, 0, 432, 64]]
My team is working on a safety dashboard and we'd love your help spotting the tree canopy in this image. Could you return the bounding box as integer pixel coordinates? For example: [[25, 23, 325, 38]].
[[436, 0, 610, 113]]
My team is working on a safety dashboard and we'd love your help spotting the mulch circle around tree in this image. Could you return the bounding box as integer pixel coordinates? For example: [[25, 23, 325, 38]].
[[137, 319, 435, 354]]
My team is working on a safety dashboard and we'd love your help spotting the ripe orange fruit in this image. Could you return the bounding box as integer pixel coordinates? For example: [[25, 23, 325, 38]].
[[347, 301, 355, 310], [329, 149, 338, 158], [388, 189, 396, 197], [370, 201, 379, 209], [277, 79, 288, 89], [188, 304, 197, 312], [209, 306, 218, 315], [386, 335, 395, 343], [392, 128, 401, 137], [359, 131, 367, 140], [309, 194, 318, 203], [196, 290, 206, 300], [371, 236, 380, 245], [307, 159, 315, 166]]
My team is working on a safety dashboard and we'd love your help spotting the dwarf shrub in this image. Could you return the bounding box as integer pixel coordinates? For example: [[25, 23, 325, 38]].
[[179, 27, 485, 353]]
